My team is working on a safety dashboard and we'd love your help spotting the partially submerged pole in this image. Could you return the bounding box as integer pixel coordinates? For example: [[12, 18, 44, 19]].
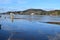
[[0, 16, 1, 17], [0, 25, 1, 29]]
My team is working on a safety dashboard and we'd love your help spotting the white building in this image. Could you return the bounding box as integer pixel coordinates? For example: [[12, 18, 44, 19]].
[[31, 13, 35, 15]]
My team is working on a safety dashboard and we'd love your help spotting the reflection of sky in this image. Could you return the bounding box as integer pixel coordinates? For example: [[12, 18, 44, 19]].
[[1, 16, 60, 33], [1, 18, 60, 40], [0, 15, 60, 40]]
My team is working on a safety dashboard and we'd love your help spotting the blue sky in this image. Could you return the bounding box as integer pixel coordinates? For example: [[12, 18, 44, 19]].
[[0, 0, 60, 12]]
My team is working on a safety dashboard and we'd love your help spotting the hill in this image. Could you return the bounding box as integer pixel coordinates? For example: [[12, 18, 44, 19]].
[[1, 9, 60, 15]]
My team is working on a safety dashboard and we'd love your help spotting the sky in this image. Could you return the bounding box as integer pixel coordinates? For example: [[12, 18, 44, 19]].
[[0, 0, 60, 12]]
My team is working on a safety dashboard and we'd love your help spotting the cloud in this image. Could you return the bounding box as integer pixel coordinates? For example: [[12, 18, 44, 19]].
[[17, 0, 28, 4], [0, 0, 12, 4], [0, 0, 28, 4]]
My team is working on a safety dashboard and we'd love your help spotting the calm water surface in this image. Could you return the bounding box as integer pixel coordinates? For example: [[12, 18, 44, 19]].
[[0, 15, 60, 40]]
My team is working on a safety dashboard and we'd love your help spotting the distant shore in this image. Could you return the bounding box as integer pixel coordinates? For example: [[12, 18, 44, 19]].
[[0, 9, 60, 15]]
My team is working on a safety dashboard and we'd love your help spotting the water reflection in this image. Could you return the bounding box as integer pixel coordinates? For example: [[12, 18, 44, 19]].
[[1, 15, 60, 22], [0, 15, 60, 40]]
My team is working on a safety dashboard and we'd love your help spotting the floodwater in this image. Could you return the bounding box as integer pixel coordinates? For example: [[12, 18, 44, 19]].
[[0, 15, 60, 40]]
